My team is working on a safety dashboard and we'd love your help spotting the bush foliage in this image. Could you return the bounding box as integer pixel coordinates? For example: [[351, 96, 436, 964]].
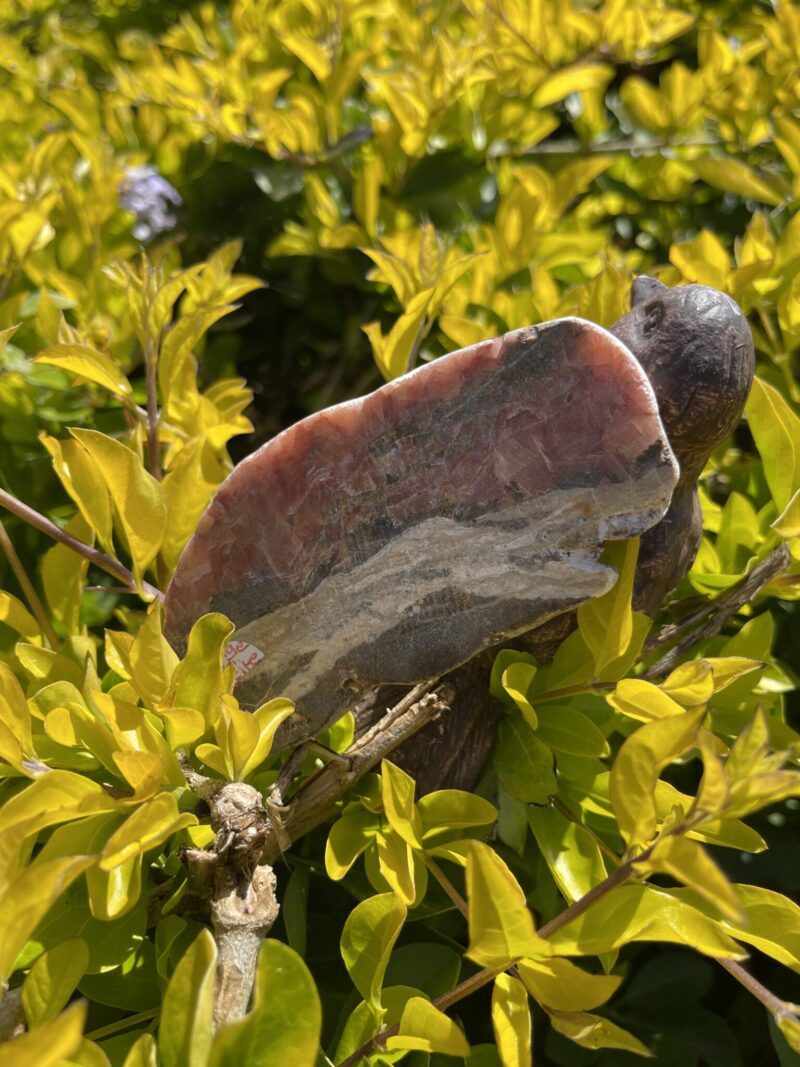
[[0, 1, 799, 1065]]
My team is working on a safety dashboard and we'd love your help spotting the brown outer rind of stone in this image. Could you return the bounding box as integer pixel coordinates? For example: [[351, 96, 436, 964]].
[[165, 317, 678, 747]]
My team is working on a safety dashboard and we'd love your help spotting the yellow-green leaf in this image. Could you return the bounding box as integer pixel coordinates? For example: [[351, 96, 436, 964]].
[[0, 1002, 86, 1067], [122, 1035, 158, 1067], [210, 940, 321, 1067], [159, 930, 217, 1067], [34, 344, 132, 398], [325, 807, 380, 880], [495, 715, 556, 805], [39, 432, 114, 554], [528, 807, 608, 904], [547, 1009, 652, 1057], [376, 827, 417, 906], [466, 842, 551, 968], [746, 376, 800, 513], [607, 680, 686, 722], [340, 892, 406, 1018], [381, 759, 423, 848], [99, 792, 197, 871], [418, 789, 497, 842], [547, 883, 745, 960], [534, 63, 614, 107], [577, 539, 638, 674], [610, 708, 706, 848], [22, 939, 90, 1026], [168, 613, 235, 724], [637, 834, 743, 922], [0, 856, 93, 984], [69, 429, 166, 588], [386, 996, 470, 1056], [518, 957, 621, 1013], [492, 973, 531, 1067]]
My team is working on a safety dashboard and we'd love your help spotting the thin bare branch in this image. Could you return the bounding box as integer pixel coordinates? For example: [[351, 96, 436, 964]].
[[0, 517, 60, 648], [259, 680, 449, 864], [0, 487, 164, 602], [643, 542, 791, 678]]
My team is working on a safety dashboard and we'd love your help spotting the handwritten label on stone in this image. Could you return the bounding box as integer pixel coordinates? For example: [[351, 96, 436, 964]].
[[223, 639, 265, 681]]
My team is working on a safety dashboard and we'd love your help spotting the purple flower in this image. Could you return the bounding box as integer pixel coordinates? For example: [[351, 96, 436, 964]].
[[119, 165, 182, 242]]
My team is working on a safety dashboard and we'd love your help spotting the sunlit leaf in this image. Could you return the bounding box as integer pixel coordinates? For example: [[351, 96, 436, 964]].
[[466, 842, 551, 968], [340, 893, 406, 1018], [158, 929, 216, 1067], [491, 973, 531, 1067], [210, 940, 321, 1067]]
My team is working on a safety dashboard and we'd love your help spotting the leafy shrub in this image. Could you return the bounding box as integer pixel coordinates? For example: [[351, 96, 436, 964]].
[[0, 2, 799, 1066]]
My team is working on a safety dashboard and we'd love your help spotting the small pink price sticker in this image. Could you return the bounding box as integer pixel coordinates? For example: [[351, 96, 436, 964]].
[[223, 639, 265, 681]]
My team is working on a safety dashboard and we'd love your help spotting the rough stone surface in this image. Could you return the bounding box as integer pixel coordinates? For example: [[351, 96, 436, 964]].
[[611, 278, 755, 613], [165, 317, 678, 746]]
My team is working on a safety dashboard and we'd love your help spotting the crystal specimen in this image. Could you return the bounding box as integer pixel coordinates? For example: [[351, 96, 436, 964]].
[[164, 318, 678, 746]]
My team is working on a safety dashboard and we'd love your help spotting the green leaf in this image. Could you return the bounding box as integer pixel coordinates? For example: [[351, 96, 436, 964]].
[[610, 708, 706, 848], [0, 856, 93, 984], [127, 607, 180, 705], [466, 842, 551, 968], [334, 985, 419, 1064], [122, 1035, 158, 1067], [325, 807, 380, 879], [491, 973, 531, 1067], [41, 513, 93, 633], [99, 792, 197, 871], [418, 789, 497, 843], [376, 827, 418, 906], [0, 592, 39, 642], [69, 428, 167, 588], [210, 940, 321, 1067], [0, 1002, 86, 1067], [158, 929, 217, 1067], [607, 679, 686, 722], [547, 883, 745, 960], [364, 287, 433, 380], [500, 661, 539, 727], [33, 344, 132, 398], [386, 996, 470, 1056], [381, 759, 423, 848], [772, 487, 800, 538], [746, 376, 800, 513], [495, 715, 556, 805], [534, 704, 610, 758], [547, 1009, 653, 1057], [528, 806, 607, 904], [340, 892, 406, 1018], [168, 614, 235, 724], [534, 62, 614, 107], [577, 538, 638, 675], [22, 939, 89, 1026], [671, 883, 800, 972], [39, 432, 114, 554], [692, 158, 787, 208], [518, 957, 621, 1012]]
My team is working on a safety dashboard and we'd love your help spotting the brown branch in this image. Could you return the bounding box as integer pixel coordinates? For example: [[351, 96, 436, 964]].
[[643, 542, 791, 679], [501, 135, 725, 159], [0, 517, 60, 648], [716, 957, 800, 1024], [0, 487, 164, 603], [422, 853, 469, 917], [144, 338, 161, 481], [259, 681, 449, 864], [336, 965, 503, 1067]]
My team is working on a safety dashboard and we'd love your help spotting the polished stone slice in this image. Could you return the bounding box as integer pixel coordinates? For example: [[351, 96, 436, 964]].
[[164, 318, 678, 746]]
